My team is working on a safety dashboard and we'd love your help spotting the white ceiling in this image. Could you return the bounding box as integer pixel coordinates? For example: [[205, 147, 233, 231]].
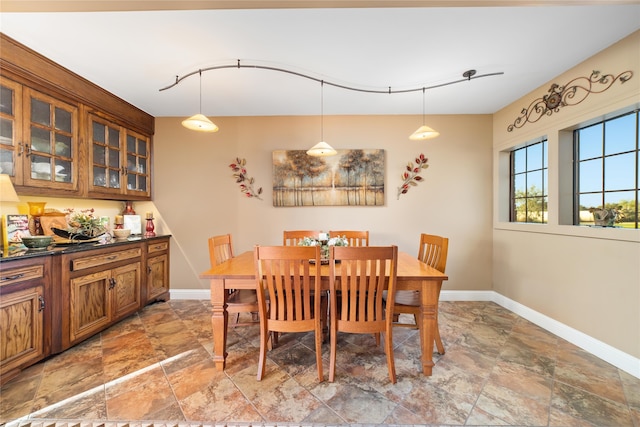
[[1, 3, 639, 118]]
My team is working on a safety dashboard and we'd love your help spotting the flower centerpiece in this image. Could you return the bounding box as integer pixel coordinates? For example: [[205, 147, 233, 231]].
[[300, 233, 349, 262], [65, 208, 107, 238]]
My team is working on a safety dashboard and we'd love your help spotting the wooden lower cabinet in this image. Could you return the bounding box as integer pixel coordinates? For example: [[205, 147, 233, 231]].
[[69, 270, 110, 343], [68, 261, 141, 343], [0, 237, 170, 379], [62, 244, 143, 349], [0, 256, 51, 384], [145, 237, 170, 303]]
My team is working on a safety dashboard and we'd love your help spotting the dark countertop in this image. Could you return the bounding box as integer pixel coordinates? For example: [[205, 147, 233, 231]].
[[1, 234, 171, 262]]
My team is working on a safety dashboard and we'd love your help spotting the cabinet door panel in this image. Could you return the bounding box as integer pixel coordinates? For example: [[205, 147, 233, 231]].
[[23, 88, 78, 190], [124, 130, 150, 198], [0, 285, 44, 374], [88, 114, 122, 195], [0, 77, 23, 182], [70, 270, 110, 342], [112, 262, 141, 319], [147, 254, 169, 301]]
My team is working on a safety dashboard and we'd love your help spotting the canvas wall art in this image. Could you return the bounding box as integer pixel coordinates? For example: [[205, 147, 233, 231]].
[[272, 149, 385, 207]]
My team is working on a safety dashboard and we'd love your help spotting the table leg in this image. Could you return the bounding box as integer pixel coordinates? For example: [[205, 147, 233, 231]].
[[420, 279, 439, 376], [210, 278, 228, 371]]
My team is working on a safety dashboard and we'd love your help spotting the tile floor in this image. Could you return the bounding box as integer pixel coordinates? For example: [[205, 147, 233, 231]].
[[1, 300, 639, 426]]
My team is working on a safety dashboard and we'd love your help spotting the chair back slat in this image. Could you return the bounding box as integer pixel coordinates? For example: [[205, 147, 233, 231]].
[[255, 245, 321, 324], [208, 234, 234, 268], [283, 230, 322, 246], [335, 247, 393, 324], [417, 233, 449, 273], [329, 230, 369, 247]]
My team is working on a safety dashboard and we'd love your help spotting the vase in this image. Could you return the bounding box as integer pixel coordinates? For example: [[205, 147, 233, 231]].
[[123, 201, 136, 215], [27, 201, 46, 216]]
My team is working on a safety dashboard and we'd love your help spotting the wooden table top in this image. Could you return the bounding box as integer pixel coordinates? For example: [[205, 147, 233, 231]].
[[200, 249, 448, 282]]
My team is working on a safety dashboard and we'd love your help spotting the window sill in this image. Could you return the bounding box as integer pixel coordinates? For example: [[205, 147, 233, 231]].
[[493, 222, 640, 243]]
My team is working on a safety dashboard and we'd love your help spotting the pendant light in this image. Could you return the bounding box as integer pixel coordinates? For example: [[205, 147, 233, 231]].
[[409, 87, 439, 140], [182, 70, 219, 132], [307, 81, 337, 157]]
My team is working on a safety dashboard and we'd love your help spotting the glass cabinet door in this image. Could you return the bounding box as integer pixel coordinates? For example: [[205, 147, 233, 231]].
[[88, 114, 123, 195], [0, 77, 23, 183], [124, 130, 151, 198], [23, 88, 78, 190]]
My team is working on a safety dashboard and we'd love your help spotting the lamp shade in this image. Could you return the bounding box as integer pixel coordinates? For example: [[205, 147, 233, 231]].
[[0, 174, 19, 202], [409, 125, 440, 141], [182, 114, 219, 132], [307, 141, 337, 157]]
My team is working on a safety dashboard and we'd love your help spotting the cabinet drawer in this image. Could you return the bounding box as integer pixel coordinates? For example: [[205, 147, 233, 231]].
[[147, 241, 168, 254], [71, 248, 142, 271], [0, 265, 44, 287]]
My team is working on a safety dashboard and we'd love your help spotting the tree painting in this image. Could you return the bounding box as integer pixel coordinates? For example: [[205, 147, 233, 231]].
[[272, 149, 385, 207]]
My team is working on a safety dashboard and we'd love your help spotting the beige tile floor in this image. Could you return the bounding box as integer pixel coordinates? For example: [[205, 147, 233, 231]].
[[1, 300, 639, 426]]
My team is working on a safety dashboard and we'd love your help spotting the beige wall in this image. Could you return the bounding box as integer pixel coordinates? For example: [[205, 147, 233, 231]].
[[492, 31, 640, 357], [153, 114, 494, 293]]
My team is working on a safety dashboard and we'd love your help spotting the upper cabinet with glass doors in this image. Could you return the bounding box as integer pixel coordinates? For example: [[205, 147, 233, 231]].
[[0, 77, 79, 193], [24, 88, 78, 190], [88, 113, 151, 199], [0, 78, 22, 181], [1, 33, 154, 201]]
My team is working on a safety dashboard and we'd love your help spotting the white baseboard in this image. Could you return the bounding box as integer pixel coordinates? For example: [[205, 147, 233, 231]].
[[171, 288, 639, 379], [171, 289, 211, 300]]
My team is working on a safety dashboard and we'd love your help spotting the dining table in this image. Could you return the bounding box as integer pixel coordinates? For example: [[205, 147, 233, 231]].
[[200, 249, 448, 376]]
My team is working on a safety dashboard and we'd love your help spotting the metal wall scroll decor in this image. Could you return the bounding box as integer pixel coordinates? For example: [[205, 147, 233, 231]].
[[229, 157, 263, 200], [397, 153, 429, 200], [507, 70, 633, 132]]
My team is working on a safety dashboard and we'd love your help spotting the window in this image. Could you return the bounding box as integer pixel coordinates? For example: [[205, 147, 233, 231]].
[[574, 111, 639, 228], [510, 139, 548, 223]]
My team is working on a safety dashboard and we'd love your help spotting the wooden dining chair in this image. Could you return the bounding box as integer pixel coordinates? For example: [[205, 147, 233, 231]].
[[329, 230, 369, 247], [391, 233, 449, 354], [208, 234, 260, 327], [253, 245, 324, 381], [282, 230, 329, 344], [283, 230, 321, 246], [329, 245, 398, 384]]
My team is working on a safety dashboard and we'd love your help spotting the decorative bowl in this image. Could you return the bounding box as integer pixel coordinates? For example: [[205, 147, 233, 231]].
[[113, 228, 131, 239], [21, 235, 53, 250]]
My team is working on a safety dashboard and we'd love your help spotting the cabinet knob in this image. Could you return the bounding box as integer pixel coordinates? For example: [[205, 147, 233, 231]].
[[38, 295, 45, 312], [109, 277, 116, 289]]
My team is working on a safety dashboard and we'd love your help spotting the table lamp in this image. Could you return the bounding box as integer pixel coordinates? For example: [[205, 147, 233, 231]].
[[0, 174, 19, 202]]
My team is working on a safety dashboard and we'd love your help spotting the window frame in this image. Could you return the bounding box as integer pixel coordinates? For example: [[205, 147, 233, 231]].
[[509, 138, 548, 224], [573, 110, 639, 229]]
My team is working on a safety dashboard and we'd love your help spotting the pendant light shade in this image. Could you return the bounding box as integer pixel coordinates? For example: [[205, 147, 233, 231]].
[[409, 87, 439, 140], [307, 141, 337, 156], [308, 81, 337, 157], [182, 114, 219, 132], [182, 70, 219, 133], [409, 125, 440, 140]]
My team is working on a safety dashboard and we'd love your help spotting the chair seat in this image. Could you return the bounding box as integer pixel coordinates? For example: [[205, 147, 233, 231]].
[[228, 289, 259, 308], [393, 290, 420, 306]]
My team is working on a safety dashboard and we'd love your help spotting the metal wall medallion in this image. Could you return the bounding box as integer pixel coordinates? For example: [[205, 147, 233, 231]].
[[507, 70, 633, 132]]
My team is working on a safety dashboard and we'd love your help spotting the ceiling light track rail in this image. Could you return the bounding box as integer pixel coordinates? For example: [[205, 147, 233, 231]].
[[159, 60, 503, 94]]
